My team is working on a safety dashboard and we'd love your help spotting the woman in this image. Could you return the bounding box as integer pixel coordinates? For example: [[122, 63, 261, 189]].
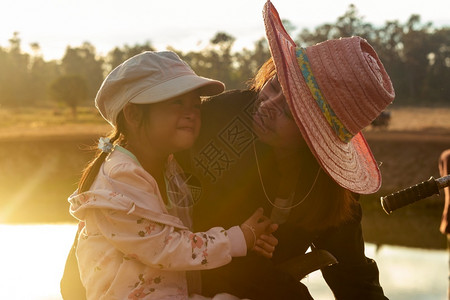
[[179, 1, 394, 299]]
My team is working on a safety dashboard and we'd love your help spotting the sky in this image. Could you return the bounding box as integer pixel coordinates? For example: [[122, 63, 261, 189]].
[[1, 0, 449, 61]]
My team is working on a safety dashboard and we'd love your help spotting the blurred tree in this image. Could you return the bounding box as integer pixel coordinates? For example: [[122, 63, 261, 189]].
[[180, 32, 240, 89], [296, 4, 372, 45], [27, 43, 60, 105], [234, 37, 271, 88], [282, 19, 296, 36], [422, 27, 450, 104], [208, 32, 238, 88], [49, 75, 88, 118], [0, 32, 31, 106], [369, 21, 406, 103], [0, 46, 10, 106], [61, 42, 104, 104], [1, 6, 449, 108], [105, 41, 155, 73], [334, 4, 374, 39], [401, 15, 434, 104]]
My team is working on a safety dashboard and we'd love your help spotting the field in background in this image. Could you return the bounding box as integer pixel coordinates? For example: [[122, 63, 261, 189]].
[[0, 106, 109, 139], [384, 107, 450, 132], [1, 106, 450, 138], [1, 106, 449, 249]]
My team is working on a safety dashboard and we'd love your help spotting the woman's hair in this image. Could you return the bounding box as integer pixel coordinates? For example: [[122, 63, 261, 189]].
[[289, 151, 358, 231], [251, 58, 358, 230], [248, 57, 276, 92], [78, 104, 151, 193]]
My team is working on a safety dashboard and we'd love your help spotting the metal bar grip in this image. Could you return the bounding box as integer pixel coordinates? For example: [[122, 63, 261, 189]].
[[380, 177, 440, 214]]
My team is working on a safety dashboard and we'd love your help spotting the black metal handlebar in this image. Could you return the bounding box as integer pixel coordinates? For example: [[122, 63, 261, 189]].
[[380, 175, 450, 214]]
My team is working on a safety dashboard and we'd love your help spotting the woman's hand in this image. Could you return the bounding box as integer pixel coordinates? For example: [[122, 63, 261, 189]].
[[253, 223, 278, 258], [241, 208, 278, 257]]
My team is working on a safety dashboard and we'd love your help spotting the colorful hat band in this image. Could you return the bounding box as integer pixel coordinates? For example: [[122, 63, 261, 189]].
[[295, 47, 354, 143]]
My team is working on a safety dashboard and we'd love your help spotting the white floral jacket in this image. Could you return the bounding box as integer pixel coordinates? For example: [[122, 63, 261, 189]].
[[69, 146, 247, 300]]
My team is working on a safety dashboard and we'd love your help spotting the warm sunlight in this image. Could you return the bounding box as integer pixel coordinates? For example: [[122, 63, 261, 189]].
[[0, 224, 77, 300], [0, 156, 59, 223], [0, 1, 449, 299]]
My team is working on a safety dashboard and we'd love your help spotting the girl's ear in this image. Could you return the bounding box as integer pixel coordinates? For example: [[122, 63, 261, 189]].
[[122, 103, 143, 129]]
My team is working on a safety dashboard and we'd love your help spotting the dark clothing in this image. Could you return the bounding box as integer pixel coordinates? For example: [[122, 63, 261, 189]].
[[201, 255, 314, 300], [177, 90, 387, 300]]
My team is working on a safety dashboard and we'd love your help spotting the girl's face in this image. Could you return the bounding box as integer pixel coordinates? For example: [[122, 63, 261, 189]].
[[141, 90, 202, 156], [252, 75, 305, 149]]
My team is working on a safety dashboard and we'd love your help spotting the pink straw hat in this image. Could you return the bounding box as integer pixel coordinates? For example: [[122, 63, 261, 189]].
[[263, 1, 395, 194]]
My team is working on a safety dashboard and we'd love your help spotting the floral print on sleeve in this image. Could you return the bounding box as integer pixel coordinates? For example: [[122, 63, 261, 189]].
[[188, 233, 217, 265], [133, 217, 223, 266], [128, 274, 163, 299], [136, 218, 157, 237]]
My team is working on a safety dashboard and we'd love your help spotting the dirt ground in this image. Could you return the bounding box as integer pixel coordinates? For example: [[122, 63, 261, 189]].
[[365, 130, 450, 192]]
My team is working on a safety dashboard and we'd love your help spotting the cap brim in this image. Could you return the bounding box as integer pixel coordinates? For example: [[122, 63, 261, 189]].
[[130, 74, 225, 104], [263, 1, 381, 194]]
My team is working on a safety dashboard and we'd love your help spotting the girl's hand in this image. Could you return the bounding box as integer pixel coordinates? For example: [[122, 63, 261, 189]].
[[253, 224, 279, 258], [240, 208, 278, 252]]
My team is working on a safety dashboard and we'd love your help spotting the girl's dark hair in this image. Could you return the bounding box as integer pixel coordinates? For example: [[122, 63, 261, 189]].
[[252, 58, 358, 230], [77, 112, 128, 193], [78, 104, 154, 193]]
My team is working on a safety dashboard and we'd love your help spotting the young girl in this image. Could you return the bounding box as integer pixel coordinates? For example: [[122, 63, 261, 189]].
[[68, 51, 277, 300]]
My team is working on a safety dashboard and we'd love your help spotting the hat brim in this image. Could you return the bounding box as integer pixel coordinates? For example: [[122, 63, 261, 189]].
[[130, 74, 225, 104], [263, 1, 381, 194]]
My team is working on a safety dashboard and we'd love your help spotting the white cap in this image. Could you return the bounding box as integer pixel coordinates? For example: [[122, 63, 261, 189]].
[[95, 51, 225, 126]]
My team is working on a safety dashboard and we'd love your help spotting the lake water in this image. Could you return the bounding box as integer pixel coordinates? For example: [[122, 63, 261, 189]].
[[0, 224, 447, 300]]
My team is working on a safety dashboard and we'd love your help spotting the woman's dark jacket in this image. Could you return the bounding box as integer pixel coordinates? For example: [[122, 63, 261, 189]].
[[176, 90, 388, 300]]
